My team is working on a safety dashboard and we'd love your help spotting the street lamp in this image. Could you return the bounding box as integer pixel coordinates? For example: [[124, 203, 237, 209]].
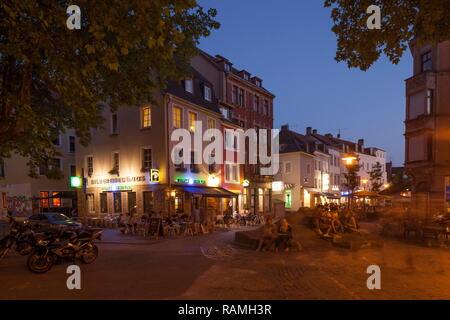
[[342, 154, 358, 210], [362, 178, 368, 190]]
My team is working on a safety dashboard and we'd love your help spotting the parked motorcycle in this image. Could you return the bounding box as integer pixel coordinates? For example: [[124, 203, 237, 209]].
[[27, 227, 102, 273], [0, 215, 36, 260]]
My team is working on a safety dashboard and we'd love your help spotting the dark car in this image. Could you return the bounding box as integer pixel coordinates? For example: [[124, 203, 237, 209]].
[[26, 213, 82, 231]]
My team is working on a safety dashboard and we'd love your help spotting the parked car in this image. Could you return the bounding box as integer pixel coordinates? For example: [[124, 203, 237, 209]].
[[26, 213, 82, 231]]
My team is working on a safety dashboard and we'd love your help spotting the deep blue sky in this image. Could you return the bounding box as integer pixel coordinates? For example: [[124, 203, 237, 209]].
[[198, 0, 412, 166]]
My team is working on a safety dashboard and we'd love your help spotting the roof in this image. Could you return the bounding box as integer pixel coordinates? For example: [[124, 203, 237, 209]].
[[279, 129, 311, 154], [198, 49, 275, 97], [165, 67, 221, 116]]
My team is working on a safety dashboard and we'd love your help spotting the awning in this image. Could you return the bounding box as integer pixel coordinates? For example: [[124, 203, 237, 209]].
[[322, 192, 341, 199], [175, 186, 237, 198], [284, 183, 296, 190]]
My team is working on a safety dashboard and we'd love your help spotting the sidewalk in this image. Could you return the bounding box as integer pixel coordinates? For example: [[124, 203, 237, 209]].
[[97, 229, 164, 245]]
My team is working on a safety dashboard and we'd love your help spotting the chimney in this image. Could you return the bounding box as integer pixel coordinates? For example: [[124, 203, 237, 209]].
[[306, 127, 312, 135], [281, 124, 289, 131], [325, 133, 333, 138], [312, 129, 317, 134], [358, 139, 364, 149]]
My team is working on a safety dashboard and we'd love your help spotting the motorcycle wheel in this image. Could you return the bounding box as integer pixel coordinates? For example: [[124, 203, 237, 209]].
[[27, 251, 55, 273], [80, 243, 98, 264]]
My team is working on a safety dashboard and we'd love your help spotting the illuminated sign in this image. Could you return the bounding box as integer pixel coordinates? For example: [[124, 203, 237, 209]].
[[101, 185, 132, 191], [175, 178, 205, 185], [285, 190, 292, 208], [272, 181, 283, 192], [242, 179, 250, 187], [70, 176, 82, 188], [150, 169, 160, 183]]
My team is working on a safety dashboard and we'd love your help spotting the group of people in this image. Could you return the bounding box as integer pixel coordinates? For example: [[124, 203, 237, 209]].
[[118, 211, 164, 235], [256, 218, 300, 252], [312, 204, 358, 238]]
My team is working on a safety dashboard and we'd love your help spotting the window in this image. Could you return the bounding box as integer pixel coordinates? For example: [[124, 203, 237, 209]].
[[231, 86, 238, 104], [143, 191, 153, 213], [174, 148, 185, 170], [173, 107, 182, 128], [53, 135, 61, 146], [142, 148, 152, 170], [421, 52, 432, 72], [113, 152, 120, 171], [0, 162, 4, 178], [225, 163, 240, 183], [238, 89, 245, 107], [184, 79, 193, 93], [220, 107, 230, 120], [208, 152, 216, 173], [100, 193, 108, 213], [2, 192, 6, 208], [264, 100, 269, 115], [40, 191, 49, 208], [39, 165, 47, 176], [70, 165, 76, 177], [113, 192, 122, 213], [285, 162, 292, 174], [408, 91, 427, 120], [188, 112, 197, 132], [87, 194, 95, 214], [50, 158, 61, 170], [190, 151, 199, 173], [224, 64, 231, 72], [253, 95, 259, 112], [208, 118, 215, 131], [306, 164, 311, 174], [51, 192, 61, 207], [204, 85, 212, 101], [141, 106, 151, 128], [111, 113, 119, 134], [256, 80, 261, 87], [224, 130, 237, 151], [69, 136, 75, 153], [426, 89, 434, 115], [87, 156, 93, 176]]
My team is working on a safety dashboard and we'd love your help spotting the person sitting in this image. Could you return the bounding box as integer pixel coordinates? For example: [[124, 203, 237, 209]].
[[256, 217, 277, 252], [275, 219, 293, 252], [342, 211, 358, 232]]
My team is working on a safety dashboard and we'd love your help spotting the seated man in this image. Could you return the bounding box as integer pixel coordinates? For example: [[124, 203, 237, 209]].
[[256, 217, 277, 252], [275, 218, 293, 252], [342, 211, 358, 232]]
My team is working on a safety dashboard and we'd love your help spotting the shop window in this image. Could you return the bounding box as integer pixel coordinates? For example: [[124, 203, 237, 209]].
[[87, 194, 95, 213], [51, 192, 61, 207], [285, 190, 292, 208], [143, 191, 153, 214], [128, 192, 136, 214], [113, 192, 122, 213], [40, 191, 49, 208], [175, 193, 184, 213], [100, 193, 108, 213]]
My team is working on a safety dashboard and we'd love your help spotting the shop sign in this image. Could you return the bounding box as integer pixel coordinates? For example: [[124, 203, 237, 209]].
[[150, 169, 160, 183], [101, 185, 133, 192], [89, 176, 147, 186], [175, 177, 205, 184]]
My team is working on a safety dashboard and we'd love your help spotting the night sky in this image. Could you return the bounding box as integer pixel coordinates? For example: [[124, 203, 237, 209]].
[[198, 0, 412, 166]]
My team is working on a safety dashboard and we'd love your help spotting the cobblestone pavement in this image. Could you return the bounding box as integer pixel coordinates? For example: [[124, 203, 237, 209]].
[[0, 226, 449, 300]]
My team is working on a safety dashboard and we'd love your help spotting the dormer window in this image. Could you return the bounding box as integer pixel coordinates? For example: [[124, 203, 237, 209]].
[[256, 80, 261, 87], [243, 74, 249, 81], [224, 64, 231, 72], [184, 79, 193, 93], [204, 85, 212, 101]]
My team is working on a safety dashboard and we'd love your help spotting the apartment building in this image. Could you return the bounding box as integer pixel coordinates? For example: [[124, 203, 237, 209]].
[[405, 39, 450, 217], [75, 66, 238, 217], [192, 51, 276, 215], [0, 132, 77, 217], [274, 125, 388, 210]]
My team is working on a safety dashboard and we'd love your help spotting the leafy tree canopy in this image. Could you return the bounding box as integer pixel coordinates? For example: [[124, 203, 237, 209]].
[[0, 0, 219, 178], [324, 0, 450, 70]]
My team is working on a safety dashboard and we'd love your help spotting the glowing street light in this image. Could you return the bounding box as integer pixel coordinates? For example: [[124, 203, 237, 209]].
[[342, 155, 357, 166]]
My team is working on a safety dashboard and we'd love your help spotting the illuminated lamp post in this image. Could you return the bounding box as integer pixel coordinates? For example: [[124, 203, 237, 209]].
[[342, 154, 358, 210]]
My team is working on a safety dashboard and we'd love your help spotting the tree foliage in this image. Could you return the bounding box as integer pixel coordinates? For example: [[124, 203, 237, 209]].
[[369, 161, 383, 192], [343, 159, 361, 193], [324, 0, 450, 70], [0, 0, 219, 178]]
